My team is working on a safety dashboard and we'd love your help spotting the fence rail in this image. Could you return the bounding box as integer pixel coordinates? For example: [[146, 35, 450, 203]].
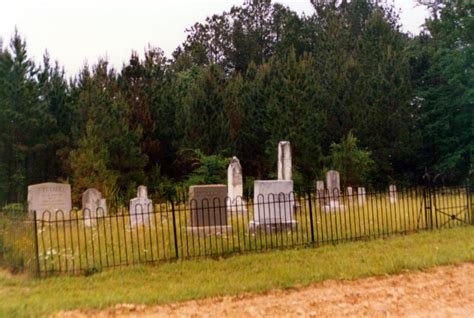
[[1, 185, 472, 276]]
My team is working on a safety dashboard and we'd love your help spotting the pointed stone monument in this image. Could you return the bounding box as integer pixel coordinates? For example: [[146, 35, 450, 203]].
[[227, 157, 246, 214], [277, 141, 292, 181]]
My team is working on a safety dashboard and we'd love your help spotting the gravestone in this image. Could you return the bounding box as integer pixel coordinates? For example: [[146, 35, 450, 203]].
[[347, 187, 354, 205], [227, 157, 246, 214], [82, 188, 107, 226], [129, 185, 153, 227], [316, 180, 325, 206], [249, 180, 297, 232], [389, 185, 397, 204], [27, 183, 72, 220], [324, 170, 345, 212], [357, 187, 366, 206], [277, 141, 292, 181], [188, 185, 231, 235]]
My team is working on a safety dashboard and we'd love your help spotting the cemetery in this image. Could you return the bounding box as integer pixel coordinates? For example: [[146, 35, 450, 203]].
[[0, 141, 470, 277], [0, 0, 472, 315]]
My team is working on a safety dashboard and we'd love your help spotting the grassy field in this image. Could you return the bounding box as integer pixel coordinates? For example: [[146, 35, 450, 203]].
[[0, 225, 473, 317], [33, 187, 470, 274]]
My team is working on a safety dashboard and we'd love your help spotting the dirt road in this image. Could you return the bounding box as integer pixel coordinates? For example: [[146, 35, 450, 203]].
[[58, 262, 474, 317]]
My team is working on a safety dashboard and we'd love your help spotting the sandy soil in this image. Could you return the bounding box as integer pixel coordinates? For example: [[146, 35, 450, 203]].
[[57, 262, 474, 317]]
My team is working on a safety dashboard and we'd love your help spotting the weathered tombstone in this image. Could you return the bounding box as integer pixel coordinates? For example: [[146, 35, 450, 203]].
[[324, 170, 344, 212], [347, 187, 354, 205], [227, 157, 246, 214], [27, 182, 72, 220], [129, 185, 153, 227], [277, 141, 292, 181], [357, 187, 366, 206], [188, 185, 231, 235], [389, 185, 397, 204], [82, 188, 107, 226], [249, 180, 297, 232], [316, 180, 325, 206]]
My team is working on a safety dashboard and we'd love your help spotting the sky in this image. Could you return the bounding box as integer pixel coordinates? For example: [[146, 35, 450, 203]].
[[0, 0, 430, 76]]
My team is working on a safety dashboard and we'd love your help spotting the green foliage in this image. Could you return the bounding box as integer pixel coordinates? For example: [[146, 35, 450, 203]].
[[1, 203, 25, 216], [328, 132, 374, 187], [410, 1, 473, 182], [184, 150, 228, 186], [0, 0, 471, 202], [69, 121, 118, 201]]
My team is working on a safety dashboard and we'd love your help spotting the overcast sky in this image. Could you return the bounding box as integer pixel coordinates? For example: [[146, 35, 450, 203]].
[[1, 0, 430, 76]]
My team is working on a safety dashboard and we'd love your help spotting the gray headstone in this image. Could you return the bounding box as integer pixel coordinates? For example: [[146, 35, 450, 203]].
[[227, 157, 246, 214], [130, 185, 153, 227], [389, 185, 397, 204], [324, 170, 344, 212], [277, 141, 292, 181], [82, 188, 106, 226], [27, 182, 72, 220], [357, 187, 366, 206], [250, 180, 296, 231], [189, 185, 228, 227], [316, 180, 325, 206], [326, 170, 341, 198]]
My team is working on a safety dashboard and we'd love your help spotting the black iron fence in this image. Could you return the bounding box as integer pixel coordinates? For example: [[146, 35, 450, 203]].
[[1, 184, 472, 276]]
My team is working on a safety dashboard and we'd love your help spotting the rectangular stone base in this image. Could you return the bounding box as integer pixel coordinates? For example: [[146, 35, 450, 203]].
[[248, 220, 298, 233], [186, 225, 233, 236], [227, 205, 247, 215]]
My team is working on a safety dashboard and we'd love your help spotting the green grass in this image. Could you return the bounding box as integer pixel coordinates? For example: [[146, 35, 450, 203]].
[[0, 226, 473, 317]]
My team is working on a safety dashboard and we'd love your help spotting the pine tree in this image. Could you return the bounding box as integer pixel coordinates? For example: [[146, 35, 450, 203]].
[[412, 1, 473, 182]]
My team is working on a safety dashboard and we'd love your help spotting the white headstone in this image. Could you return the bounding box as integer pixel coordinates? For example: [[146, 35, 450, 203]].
[[389, 185, 397, 204], [324, 170, 344, 212], [130, 185, 153, 227], [82, 188, 106, 226], [227, 157, 246, 214], [277, 141, 292, 181], [357, 187, 366, 206], [347, 187, 354, 205], [249, 180, 297, 231], [27, 183, 72, 220]]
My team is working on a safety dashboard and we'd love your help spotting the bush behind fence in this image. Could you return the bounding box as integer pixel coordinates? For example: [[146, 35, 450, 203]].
[[0, 185, 472, 276]]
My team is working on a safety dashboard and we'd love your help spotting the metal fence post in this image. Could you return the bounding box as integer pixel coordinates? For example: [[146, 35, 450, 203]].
[[423, 183, 434, 230], [33, 210, 41, 277], [307, 191, 315, 244], [170, 200, 179, 259], [468, 182, 474, 226]]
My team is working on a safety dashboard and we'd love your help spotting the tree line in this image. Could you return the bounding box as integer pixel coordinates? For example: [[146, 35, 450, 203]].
[[0, 0, 472, 203]]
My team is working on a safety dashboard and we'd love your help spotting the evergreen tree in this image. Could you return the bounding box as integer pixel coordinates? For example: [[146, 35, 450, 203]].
[[412, 1, 473, 182], [69, 61, 147, 199], [176, 64, 230, 156], [328, 132, 374, 187], [0, 31, 51, 202]]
